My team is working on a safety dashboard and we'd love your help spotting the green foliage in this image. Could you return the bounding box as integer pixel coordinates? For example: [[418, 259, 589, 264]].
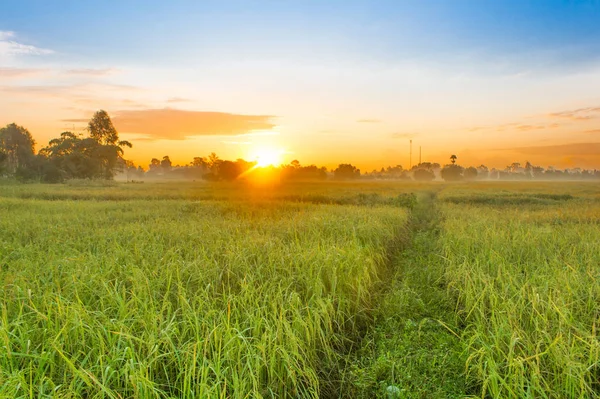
[[88, 109, 119, 145], [440, 186, 600, 398], [0, 183, 408, 398], [0, 180, 598, 398], [0, 123, 36, 175]]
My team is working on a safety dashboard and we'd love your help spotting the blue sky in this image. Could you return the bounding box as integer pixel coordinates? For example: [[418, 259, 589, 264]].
[[1, 1, 600, 168]]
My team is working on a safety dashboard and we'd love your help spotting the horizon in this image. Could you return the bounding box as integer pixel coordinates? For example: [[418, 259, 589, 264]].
[[2, 1, 600, 170]]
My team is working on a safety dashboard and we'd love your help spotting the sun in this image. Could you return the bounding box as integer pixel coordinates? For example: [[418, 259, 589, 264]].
[[254, 147, 283, 167]]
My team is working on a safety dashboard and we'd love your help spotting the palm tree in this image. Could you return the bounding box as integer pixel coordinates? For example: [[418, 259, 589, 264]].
[[450, 154, 457, 164]]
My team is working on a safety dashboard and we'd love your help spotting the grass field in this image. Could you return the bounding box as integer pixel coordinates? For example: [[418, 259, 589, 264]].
[[1, 180, 599, 398]]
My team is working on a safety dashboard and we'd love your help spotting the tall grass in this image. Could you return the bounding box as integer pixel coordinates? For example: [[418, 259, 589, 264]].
[[440, 195, 600, 398], [0, 194, 407, 398]]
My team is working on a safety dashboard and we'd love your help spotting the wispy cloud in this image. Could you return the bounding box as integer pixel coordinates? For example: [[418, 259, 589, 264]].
[[111, 108, 276, 140], [584, 129, 600, 134], [0, 31, 53, 57], [509, 142, 600, 156], [0, 67, 49, 78], [357, 119, 381, 123], [549, 107, 600, 121], [467, 122, 561, 132], [64, 68, 119, 76], [514, 123, 560, 131], [167, 97, 192, 103]]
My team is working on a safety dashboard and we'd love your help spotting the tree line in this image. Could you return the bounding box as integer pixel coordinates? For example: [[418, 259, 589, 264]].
[[2, 114, 599, 182], [0, 110, 131, 183]]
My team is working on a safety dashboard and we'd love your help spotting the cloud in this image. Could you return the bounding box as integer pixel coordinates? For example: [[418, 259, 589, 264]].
[[0, 67, 48, 79], [391, 132, 416, 139], [549, 107, 600, 121], [515, 123, 560, 131], [584, 129, 600, 134], [0, 31, 14, 40], [509, 142, 600, 157], [64, 68, 119, 76], [357, 119, 381, 123], [0, 31, 53, 57], [1, 83, 143, 103], [167, 97, 192, 103], [468, 122, 560, 132], [111, 108, 276, 140]]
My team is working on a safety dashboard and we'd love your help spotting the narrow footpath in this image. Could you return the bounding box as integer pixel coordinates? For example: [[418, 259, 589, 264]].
[[335, 190, 469, 398]]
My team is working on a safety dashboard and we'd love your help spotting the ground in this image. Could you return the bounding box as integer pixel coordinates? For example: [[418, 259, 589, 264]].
[[0, 180, 598, 398]]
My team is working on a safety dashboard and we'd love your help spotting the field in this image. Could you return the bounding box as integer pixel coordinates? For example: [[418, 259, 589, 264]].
[[0, 180, 599, 398]]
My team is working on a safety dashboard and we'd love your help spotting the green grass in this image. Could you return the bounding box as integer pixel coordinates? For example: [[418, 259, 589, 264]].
[[0, 185, 409, 398], [439, 184, 600, 398], [1, 180, 599, 398]]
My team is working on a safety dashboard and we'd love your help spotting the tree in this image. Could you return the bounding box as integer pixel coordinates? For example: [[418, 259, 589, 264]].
[[464, 166, 478, 180], [149, 158, 161, 170], [0, 151, 7, 175], [217, 160, 242, 181], [413, 168, 435, 181], [39, 132, 102, 180], [86, 110, 132, 179], [333, 164, 361, 180], [191, 157, 208, 169], [161, 156, 172, 171], [88, 110, 118, 145], [441, 164, 464, 181], [208, 152, 221, 171], [0, 123, 36, 175], [450, 154, 457, 164]]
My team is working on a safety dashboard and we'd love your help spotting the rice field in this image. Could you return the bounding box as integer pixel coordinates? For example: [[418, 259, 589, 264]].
[[1, 180, 599, 398]]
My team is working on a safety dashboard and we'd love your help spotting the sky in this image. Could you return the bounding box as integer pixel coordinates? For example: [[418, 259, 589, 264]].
[[1, 0, 600, 170]]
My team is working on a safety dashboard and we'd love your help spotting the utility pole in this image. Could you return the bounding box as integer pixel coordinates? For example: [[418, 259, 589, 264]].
[[409, 140, 412, 169]]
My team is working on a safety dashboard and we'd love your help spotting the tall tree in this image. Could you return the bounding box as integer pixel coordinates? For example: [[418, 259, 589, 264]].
[[86, 110, 132, 179], [0, 123, 36, 175], [88, 110, 119, 145], [450, 154, 457, 164]]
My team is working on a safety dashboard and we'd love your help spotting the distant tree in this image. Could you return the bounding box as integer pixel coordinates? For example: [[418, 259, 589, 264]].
[[413, 168, 435, 181], [281, 161, 327, 180], [441, 164, 464, 181], [208, 152, 221, 171], [464, 166, 478, 180], [191, 157, 208, 169], [149, 158, 161, 170], [334, 163, 360, 180], [0, 123, 36, 175], [39, 132, 102, 180], [450, 154, 457, 164], [509, 162, 521, 173], [0, 150, 7, 175], [161, 156, 172, 171], [217, 160, 241, 181]]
